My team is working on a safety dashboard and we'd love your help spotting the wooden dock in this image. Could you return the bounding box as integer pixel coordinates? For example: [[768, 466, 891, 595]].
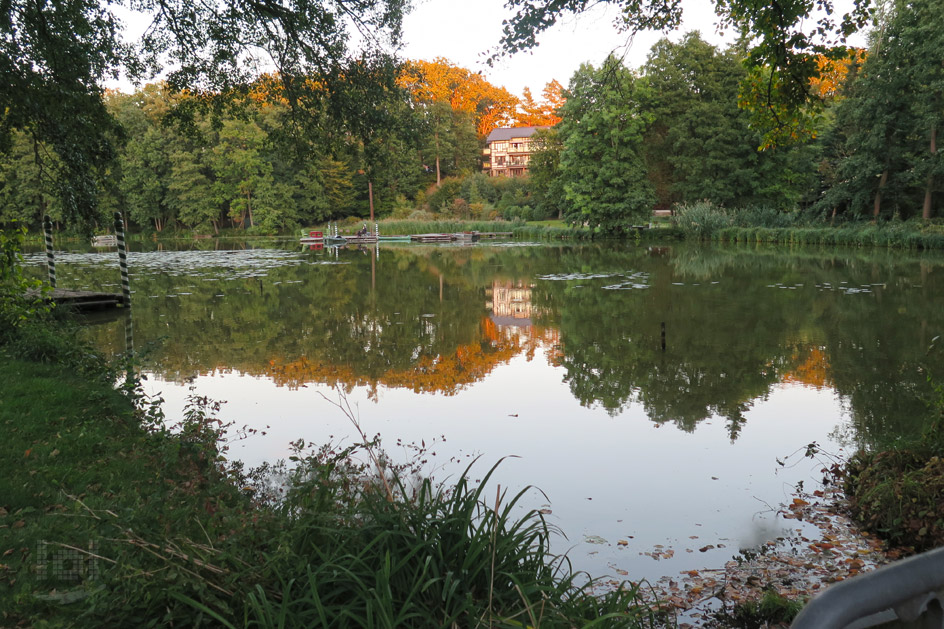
[[29, 289, 127, 312], [301, 230, 515, 246]]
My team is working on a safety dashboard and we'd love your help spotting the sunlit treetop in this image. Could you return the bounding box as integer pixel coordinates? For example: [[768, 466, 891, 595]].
[[397, 58, 519, 136]]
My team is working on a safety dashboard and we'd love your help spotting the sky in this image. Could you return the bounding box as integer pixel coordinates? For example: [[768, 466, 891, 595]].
[[108, 0, 867, 99], [399, 0, 734, 97]]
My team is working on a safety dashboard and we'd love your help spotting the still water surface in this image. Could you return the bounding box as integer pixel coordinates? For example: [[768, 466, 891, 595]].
[[24, 239, 944, 583]]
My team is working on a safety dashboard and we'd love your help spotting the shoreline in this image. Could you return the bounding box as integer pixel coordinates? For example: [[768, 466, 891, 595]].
[[642, 483, 892, 626]]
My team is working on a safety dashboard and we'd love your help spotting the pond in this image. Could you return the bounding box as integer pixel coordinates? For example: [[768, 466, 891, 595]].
[[22, 238, 944, 585]]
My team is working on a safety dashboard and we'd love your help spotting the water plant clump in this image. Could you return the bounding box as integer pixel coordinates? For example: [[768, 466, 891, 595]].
[[834, 361, 944, 553]]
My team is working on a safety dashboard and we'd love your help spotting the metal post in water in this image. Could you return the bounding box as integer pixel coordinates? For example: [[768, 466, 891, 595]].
[[375, 222, 378, 238], [43, 216, 56, 288], [114, 212, 131, 307]]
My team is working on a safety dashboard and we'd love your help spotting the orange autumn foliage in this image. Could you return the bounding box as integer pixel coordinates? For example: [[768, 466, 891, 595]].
[[783, 346, 832, 389], [398, 58, 518, 136], [262, 316, 563, 397], [515, 80, 565, 127], [809, 49, 867, 100]]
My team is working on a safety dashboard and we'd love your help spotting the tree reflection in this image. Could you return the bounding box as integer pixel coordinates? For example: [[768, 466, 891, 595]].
[[67, 241, 944, 446]]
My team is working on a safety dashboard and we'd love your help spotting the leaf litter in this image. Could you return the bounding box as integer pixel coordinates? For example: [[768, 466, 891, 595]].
[[598, 483, 890, 627]]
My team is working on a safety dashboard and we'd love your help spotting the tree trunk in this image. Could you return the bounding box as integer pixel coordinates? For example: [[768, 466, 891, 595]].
[[368, 180, 374, 222], [923, 124, 937, 220], [434, 131, 441, 187], [873, 169, 888, 219], [247, 190, 255, 228]]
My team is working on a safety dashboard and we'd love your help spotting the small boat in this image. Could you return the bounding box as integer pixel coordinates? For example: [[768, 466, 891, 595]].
[[377, 235, 412, 242], [300, 229, 325, 244]]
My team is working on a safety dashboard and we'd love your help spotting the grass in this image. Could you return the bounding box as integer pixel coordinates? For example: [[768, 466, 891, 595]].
[[672, 201, 944, 250], [716, 590, 804, 628]]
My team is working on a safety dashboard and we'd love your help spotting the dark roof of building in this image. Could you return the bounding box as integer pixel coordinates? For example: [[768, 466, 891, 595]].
[[485, 126, 549, 143]]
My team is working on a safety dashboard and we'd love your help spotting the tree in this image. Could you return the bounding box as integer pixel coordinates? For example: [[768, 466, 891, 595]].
[[557, 56, 654, 233], [1, 0, 409, 231], [399, 58, 518, 137], [818, 0, 944, 220], [495, 0, 872, 143], [527, 128, 566, 219], [515, 80, 565, 127], [642, 33, 817, 210], [167, 151, 220, 233]]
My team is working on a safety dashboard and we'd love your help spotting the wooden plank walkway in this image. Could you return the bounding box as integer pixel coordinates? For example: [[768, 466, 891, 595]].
[[28, 289, 127, 312]]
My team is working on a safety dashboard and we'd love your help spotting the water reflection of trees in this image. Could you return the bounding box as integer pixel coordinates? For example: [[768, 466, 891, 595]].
[[68, 242, 944, 447], [535, 245, 944, 445]]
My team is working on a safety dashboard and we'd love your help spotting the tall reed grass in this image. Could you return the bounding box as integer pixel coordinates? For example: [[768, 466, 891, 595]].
[[170, 395, 659, 628], [673, 201, 944, 250]]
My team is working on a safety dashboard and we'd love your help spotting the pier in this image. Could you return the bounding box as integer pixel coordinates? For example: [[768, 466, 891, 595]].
[[29, 289, 128, 312], [301, 229, 514, 246]]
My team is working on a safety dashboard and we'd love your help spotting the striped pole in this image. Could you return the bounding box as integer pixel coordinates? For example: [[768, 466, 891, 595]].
[[374, 222, 378, 238], [114, 212, 131, 307], [123, 310, 135, 388], [43, 216, 56, 288]]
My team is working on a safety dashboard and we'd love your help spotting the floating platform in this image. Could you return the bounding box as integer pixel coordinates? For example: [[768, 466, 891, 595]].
[[29, 289, 127, 312], [300, 230, 514, 246], [411, 233, 454, 243]]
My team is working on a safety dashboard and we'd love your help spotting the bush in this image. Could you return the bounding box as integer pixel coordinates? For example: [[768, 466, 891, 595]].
[[673, 201, 733, 240]]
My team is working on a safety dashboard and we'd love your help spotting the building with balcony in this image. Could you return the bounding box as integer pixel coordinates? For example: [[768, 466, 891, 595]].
[[482, 126, 549, 177]]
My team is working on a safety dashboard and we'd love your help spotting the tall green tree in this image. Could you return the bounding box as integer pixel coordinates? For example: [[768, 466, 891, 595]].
[[819, 0, 944, 220], [167, 150, 220, 233], [557, 56, 654, 233], [642, 33, 817, 210], [527, 127, 565, 219]]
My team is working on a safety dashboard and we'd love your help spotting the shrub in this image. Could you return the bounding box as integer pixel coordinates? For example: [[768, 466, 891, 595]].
[[673, 201, 733, 240]]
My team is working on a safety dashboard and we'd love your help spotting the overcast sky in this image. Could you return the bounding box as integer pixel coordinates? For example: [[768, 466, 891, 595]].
[[399, 0, 734, 97]]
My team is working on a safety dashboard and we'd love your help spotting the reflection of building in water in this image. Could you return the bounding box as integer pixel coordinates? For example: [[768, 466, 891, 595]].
[[485, 280, 562, 364], [486, 280, 533, 325]]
